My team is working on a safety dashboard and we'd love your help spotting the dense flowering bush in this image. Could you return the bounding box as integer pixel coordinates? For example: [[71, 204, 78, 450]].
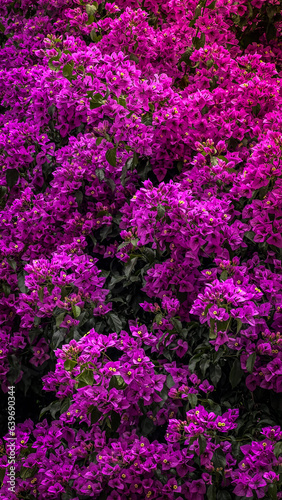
[[1, 0, 282, 498]]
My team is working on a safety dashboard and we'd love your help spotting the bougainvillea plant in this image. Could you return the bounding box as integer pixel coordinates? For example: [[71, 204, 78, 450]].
[[1, 0, 282, 498]]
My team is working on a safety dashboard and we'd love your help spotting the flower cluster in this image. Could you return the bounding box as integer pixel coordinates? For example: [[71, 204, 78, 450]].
[[2, 405, 282, 500]]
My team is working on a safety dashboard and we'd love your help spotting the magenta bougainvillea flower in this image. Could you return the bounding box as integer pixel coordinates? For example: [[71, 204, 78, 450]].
[[1, 0, 282, 498]]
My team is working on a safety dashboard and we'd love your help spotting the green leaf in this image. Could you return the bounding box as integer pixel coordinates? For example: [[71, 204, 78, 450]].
[[198, 434, 207, 455], [246, 352, 256, 373], [38, 287, 44, 303], [189, 3, 202, 27], [106, 178, 116, 194], [6, 169, 19, 188], [266, 4, 279, 20], [125, 257, 138, 279], [247, 2, 253, 17], [200, 356, 209, 378], [20, 465, 38, 479], [90, 29, 100, 42], [236, 319, 242, 334], [105, 148, 117, 167], [266, 24, 277, 42], [121, 162, 129, 186], [90, 92, 105, 108], [76, 369, 94, 386], [217, 491, 232, 500], [96, 137, 103, 146], [187, 393, 197, 408], [52, 330, 65, 349], [0, 467, 5, 485], [193, 32, 206, 50], [87, 13, 95, 24], [155, 313, 163, 326], [216, 319, 229, 334], [117, 241, 130, 251], [210, 364, 222, 386], [62, 62, 74, 79], [0, 185, 7, 199], [109, 375, 126, 390], [177, 47, 194, 69], [209, 318, 216, 339], [90, 100, 103, 109], [34, 316, 41, 327], [86, 2, 98, 15], [157, 204, 166, 219], [64, 359, 77, 371], [108, 312, 123, 333], [28, 328, 39, 345], [0, 22, 5, 33], [118, 96, 127, 108], [47, 283, 55, 295], [189, 353, 201, 371], [206, 399, 221, 415], [126, 152, 138, 171], [142, 247, 156, 264], [141, 416, 155, 436], [252, 103, 261, 117], [166, 374, 175, 389], [274, 441, 282, 458], [7, 259, 17, 271], [90, 406, 102, 424], [72, 305, 81, 319], [2, 282, 11, 298], [48, 58, 60, 72], [92, 92, 103, 101], [109, 274, 124, 287], [56, 312, 66, 328], [39, 400, 61, 419], [268, 484, 278, 500], [203, 303, 213, 316], [170, 317, 183, 334], [218, 155, 228, 163], [229, 358, 243, 388], [207, 484, 217, 500], [100, 223, 112, 241], [75, 190, 83, 206], [220, 270, 228, 281], [207, 0, 216, 8], [111, 410, 121, 432], [129, 53, 139, 64], [212, 448, 226, 470], [60, 397, 71, 414], [96, 168, 104, 181], [105, 416, 111, 429], [244, 231, 255, 242]]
